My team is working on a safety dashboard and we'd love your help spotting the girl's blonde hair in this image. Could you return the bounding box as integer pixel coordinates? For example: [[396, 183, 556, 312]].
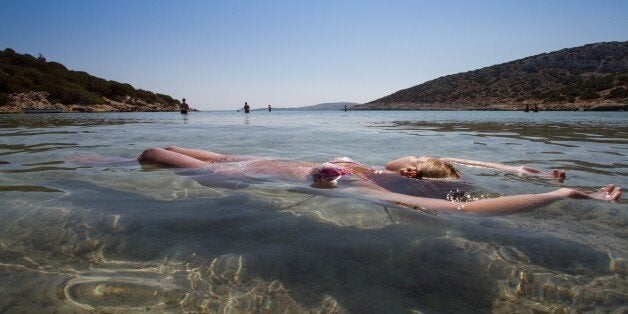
[[415, 158, 461, 179]]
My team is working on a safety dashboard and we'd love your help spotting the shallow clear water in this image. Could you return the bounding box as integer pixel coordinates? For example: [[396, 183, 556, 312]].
[[0, 111, 626, 313]]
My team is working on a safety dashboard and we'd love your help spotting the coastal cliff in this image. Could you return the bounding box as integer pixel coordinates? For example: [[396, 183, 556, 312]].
[[0, 48, 181, 113], [356, 41, 628, 111]]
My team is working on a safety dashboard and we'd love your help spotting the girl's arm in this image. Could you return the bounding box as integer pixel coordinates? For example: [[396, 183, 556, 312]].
[[343, 182, 620, 215], [440, 157, 566, 181]]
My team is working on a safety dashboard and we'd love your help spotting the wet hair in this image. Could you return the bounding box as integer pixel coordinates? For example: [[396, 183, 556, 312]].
[[415, 158, 461, 179]]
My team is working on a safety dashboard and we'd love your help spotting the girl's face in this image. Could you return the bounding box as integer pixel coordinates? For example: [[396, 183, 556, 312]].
[[387, 156, 458, 179], [386, 156, 430, 173], [399, 166, 418, 178], [387, 156, 420, 178]]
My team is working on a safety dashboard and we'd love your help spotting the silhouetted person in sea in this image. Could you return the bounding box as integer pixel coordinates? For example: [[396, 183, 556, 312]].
[[268, 105, 272, 112], [180, 98, 189, 114], [244, 102, 250, 113], [344, 104, 348, 112]]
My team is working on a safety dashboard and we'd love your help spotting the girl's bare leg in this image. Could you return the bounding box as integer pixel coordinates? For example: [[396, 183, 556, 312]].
[[163, 146, 231, 162], [138, 147, 207, 168], [164, 146, 254, 163]]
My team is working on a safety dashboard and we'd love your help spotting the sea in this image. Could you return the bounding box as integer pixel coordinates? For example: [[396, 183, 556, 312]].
[[0, 110, 626, 313]]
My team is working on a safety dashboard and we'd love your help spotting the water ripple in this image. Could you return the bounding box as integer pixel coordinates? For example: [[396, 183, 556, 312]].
[[0, 185, 63, 193], [0, 166, 78, 173]]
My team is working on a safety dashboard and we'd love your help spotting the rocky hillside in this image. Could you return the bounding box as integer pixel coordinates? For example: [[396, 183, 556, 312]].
[[358, 41, 628, 111], [0, 48, 181, 113]]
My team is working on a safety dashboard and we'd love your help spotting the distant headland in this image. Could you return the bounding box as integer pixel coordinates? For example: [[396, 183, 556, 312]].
[[0, 48, 181, 113], [355, 41, 627, 111]]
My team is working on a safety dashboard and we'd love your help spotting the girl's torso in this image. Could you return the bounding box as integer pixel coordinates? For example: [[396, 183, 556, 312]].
[[187, 157, 481, 200]]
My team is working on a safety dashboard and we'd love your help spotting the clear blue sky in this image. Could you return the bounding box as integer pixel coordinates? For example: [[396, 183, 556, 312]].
[[1, 0, 627, 110]]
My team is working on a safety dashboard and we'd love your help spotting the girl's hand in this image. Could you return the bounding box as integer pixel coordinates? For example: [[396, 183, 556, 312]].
[[559, 184, 621, 201], [519, 166, 566, 182]]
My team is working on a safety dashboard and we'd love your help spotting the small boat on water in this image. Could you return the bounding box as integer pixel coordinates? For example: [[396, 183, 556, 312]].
[[180, 109, 188, 114], [23, 108, 63, 113]]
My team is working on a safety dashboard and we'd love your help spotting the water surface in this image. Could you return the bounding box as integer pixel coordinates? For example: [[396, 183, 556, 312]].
[[0, 111, 626, 313]]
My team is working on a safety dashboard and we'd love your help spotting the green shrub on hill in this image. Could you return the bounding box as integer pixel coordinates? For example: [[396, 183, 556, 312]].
[[0, 93, 8, 105], [606, 86, 628, 99]]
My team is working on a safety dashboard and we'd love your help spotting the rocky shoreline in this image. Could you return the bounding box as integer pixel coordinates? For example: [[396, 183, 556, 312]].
[[0, 92, 180, 113], [2, 91, 626, 113], [354, 101, 628, 111]]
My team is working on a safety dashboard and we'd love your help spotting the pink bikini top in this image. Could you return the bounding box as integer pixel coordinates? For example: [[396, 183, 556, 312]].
[[308, 157, 364, 183], [308, 162, 351, 183]]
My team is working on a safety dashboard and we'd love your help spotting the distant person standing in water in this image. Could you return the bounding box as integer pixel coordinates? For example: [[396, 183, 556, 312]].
[[344, 104, 348, 112], [180, 98, 189, 114], [268, 105, 272, 112], [243, 102, 250, 113]]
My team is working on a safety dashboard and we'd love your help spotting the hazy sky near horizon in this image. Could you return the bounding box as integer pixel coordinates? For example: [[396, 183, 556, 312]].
[[1, 0, 627, 110]]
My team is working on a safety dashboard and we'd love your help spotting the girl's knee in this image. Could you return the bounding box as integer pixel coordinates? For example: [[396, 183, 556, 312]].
[[138, 147, 162, 161]]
